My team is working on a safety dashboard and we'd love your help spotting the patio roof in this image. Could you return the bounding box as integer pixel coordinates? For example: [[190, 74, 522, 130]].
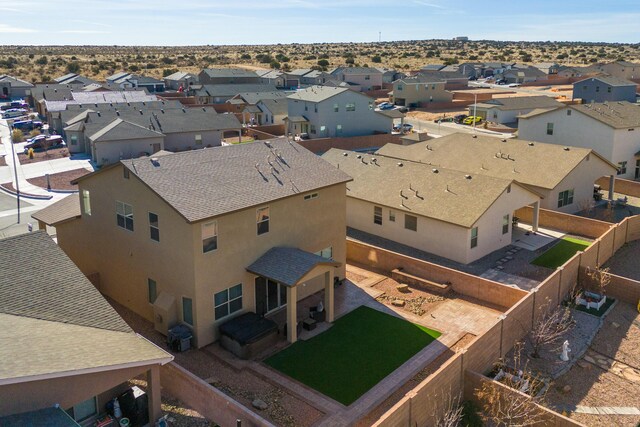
[[247, 247, 340, 287], [285, 115, 309, 123]]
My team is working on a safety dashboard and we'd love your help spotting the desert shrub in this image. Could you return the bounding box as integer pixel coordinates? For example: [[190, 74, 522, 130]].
[[11, 129, 25, 142]]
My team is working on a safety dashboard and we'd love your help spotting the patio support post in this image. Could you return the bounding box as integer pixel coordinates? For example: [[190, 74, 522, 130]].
[[287, 286, 298, 343], [324, 270, 334, 323], [608, 174, 615, 200], [147, 365, 162, 423], [532, 200, 540, 233]]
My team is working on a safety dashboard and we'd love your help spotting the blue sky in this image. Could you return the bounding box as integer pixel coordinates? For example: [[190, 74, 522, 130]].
[[0, 0, 638, 45]]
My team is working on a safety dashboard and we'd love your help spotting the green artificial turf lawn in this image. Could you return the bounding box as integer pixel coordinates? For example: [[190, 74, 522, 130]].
[[264, 306, 441, 406], [531, 237, 591, 269]]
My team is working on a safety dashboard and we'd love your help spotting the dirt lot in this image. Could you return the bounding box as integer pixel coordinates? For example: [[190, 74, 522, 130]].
[[18, 147, 70, 164], [545, 302, 640, 426], [407, 109, 469, 122], [26, 168, 91, 191]]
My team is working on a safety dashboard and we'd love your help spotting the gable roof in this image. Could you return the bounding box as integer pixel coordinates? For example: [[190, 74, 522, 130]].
[[201, 68, 259, 79], [375, 133, 616, 190], [332, 67, 382, 75], [258, 98, 288, 116], [164, 71, 196, 81], [96, 138, 352, 223], [322, 149, 535, 228], [0, 74, 34, 88], [478, 96, 563, 111], [32, 193, 81, 226], [237, 90, 288, 105], [193, 84, 277, 98], [247, 247, 340, 287], [518, 101, 640, 129], [287, 85, 351, 102], [574, 75, 637, 87], [88, 118, 164, 142]]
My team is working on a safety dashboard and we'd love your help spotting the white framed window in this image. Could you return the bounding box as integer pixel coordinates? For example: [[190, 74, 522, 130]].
[[70, 135, 78, 146], [148, 278, 157, 304], [315, 247, 332, 258], [195, 134, 202, 145], [82, 190, 91, 216], [404, 214, 417, 231], [214, 284, 243, 320], [374, 206, 382, 225], [333, 103, 339, 112], [116, 201, 133, 231], [502, 214, 509, 235], [346, 102, 356, 112], [304, 192, 318, 200], [257, 206, 270, 235], [546, 122, 554, 135], [557, 189, 574, 208], [202, 221, 218, 253], [471, 227, 478, 248], [397, 84, 403, 91], [149, 212, 159, 242], [618, 161, 627, 175], [389, 210, 396, 222]]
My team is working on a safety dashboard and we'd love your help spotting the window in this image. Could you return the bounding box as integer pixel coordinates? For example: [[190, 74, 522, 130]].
[[67, 397, 97, 422], [255, 277, 287, 314], [404, 214, 417, 231], [214, 284, 243, 320], [82, 190, 91, 215], [607, 87, 612, 93], [389, 210, 396, 222], [182, 297, 193, 325], [149, 212, 159, 242], [123, 168, 130, 179], [148, 278, 157, 304], [432, 84, 436, 90], [304, 103, 308, 111], [116, 201, 134, 231], [257, 206, 270, 235], [582, 85, 587, 91], [195, 134, 202, 145], [502, 214, 509, 234], [567, 110, 572, 116], [70, 135, 78, 146], [374, 206, 382, 225], [315, 247, 332, 258], [333, 103, 339, 112], [471, 227, 478, 248], [202, 221, 217, 253], [557, 189, 575, 208], [346, 102, 356, 112], [397, 84, 403, 91], [365, 75, 370, 80], [310, 124, 316, 134], [320, 125, 326, 133], [546, 122, 554, 135], [336, 124, 342, 134], [618, 161, 627, 175], [304, 192, 318, 200], [314, 104, 318, 113], [595, 86, 600, 92]]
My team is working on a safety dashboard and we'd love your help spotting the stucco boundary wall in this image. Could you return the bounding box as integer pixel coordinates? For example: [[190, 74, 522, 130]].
[[515, 206, 612, 239], [464, 371, 587, 427], [160, 362, 275, 427], [346, 238, 527, 309], [297, 134, 403, 155], [596, 176, 640, 198]]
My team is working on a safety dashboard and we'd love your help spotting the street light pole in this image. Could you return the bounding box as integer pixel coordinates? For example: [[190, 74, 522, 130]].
[[1, 123, 20, 223]]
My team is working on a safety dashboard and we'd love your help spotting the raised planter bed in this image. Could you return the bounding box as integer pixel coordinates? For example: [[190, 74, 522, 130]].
[[391, 268, 451, 295], [575, 291, 606, 311]]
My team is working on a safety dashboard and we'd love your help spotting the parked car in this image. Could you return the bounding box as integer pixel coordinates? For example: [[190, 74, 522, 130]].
[[12, 120, 43, 131], [453, 114, 468, 124], [393, 123, 414, 132], [25, 134, 46, 144], [377, 102, 395, 110], [2, 109, 27, 119], [496, 80, 507, 85], [23, 135, 65, 152], [434, 117, 455, 123], [462, 116, 482, 125]]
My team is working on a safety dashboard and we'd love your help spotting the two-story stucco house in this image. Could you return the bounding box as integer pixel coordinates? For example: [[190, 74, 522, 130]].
[[34, 139, 352, 347], [285, 86, 393, 138], [518, 101, 640, 180], [328, 67, 383, 91], [376, 133, 617, 214], [322, 149, 541, 264], [583, 61, 640, 80], [391, 75, 453, 107], [469, 96, 564, 125], [572, 76, 637, 103]]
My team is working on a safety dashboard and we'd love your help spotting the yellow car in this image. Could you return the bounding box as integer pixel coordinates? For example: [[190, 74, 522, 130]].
[[463, 116, 482, 125]]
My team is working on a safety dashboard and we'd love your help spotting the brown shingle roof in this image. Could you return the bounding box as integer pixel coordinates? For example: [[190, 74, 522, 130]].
[[32, 194, 81, 226]]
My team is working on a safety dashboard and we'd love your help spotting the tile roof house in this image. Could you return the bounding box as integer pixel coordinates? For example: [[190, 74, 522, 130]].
[[322, 149, 540, 264], [572, 76, 638, 103], [376, 132, 617, 214], [518, 101, 640, 180], [469, 95, 564, 124], [0, 231, 172, 424], [286, 86, 394, 138], [34, 139, 352, 347]]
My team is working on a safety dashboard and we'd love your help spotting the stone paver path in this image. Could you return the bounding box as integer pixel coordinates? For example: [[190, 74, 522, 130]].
[[583, 350, 640, 384], [480, 268, 540, 291], [558, 406, 640, 415]]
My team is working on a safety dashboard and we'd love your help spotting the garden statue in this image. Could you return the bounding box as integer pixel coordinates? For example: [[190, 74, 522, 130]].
[[560, 340, 571, 361]]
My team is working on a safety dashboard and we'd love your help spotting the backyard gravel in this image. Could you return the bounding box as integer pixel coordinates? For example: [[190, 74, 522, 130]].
[[605, 240, 640, 281], [26, 168, 90, 191]]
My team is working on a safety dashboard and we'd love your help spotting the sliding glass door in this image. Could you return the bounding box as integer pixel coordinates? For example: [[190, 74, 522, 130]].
[[255, 277, 287, 316]]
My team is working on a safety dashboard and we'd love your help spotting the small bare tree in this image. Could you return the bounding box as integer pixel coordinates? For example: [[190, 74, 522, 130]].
[[529, 300, 574, 358], [432, 390, 464, 427], [584, 264, 610, 297], [576, 198, 595, 217], [475, 343, 549, 426]]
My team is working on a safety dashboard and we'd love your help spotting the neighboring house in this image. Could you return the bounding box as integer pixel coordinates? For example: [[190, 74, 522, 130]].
[[572, 76, 637, 103], [415, 71, 469, 90], [420, 64, 446, 72], [533, 62, 560, 75], [300, 70, 331, 86], [257, 69, 286, 88], [469, 95, 564, 124], [328, 67, 383, 91], [283, 69, 313, 88], [556, 66, 584, 78], [54, 73, 97, 86], [135, 75, 165, 93], [479, 62, 515, 78], [583, 61, 640, 80], [189, 84, 277, 104], [0, 75, 34, 98], [496, 66, 547, 84], [257, 98, 288, 125], [518, 101, 640, 180], [376, 133, 617, 214], [43, 90, 159, 120], [198, 68, 261, 85], [0, 231, 172, 424], [61, 105, 240, 165], [33, 139, 352, 347], [285, 86, 393, 138], [106, 72, 165, 93], [376, 67, 403, 84], [163, 71, 198, 91], [322, 149, 540, 264], [391, 75, 453, 107], [456, 63, 481, 79]]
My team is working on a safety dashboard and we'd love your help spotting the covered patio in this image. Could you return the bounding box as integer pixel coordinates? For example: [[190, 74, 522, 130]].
[[247, 247, 341, 343]]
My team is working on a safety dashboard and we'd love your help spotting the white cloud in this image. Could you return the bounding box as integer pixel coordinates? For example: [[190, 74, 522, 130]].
[[0, 24, 37, 33], [413, 0, 445, 8]]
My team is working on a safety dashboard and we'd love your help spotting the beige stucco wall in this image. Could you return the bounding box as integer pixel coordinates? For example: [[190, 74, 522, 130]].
[[392, 81, 453, 106], [93, 136, 165, 166], [57, 165, 347, 348]]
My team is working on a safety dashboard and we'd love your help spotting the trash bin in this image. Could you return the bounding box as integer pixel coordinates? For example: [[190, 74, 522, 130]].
[[167, 324, 192, 352]]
